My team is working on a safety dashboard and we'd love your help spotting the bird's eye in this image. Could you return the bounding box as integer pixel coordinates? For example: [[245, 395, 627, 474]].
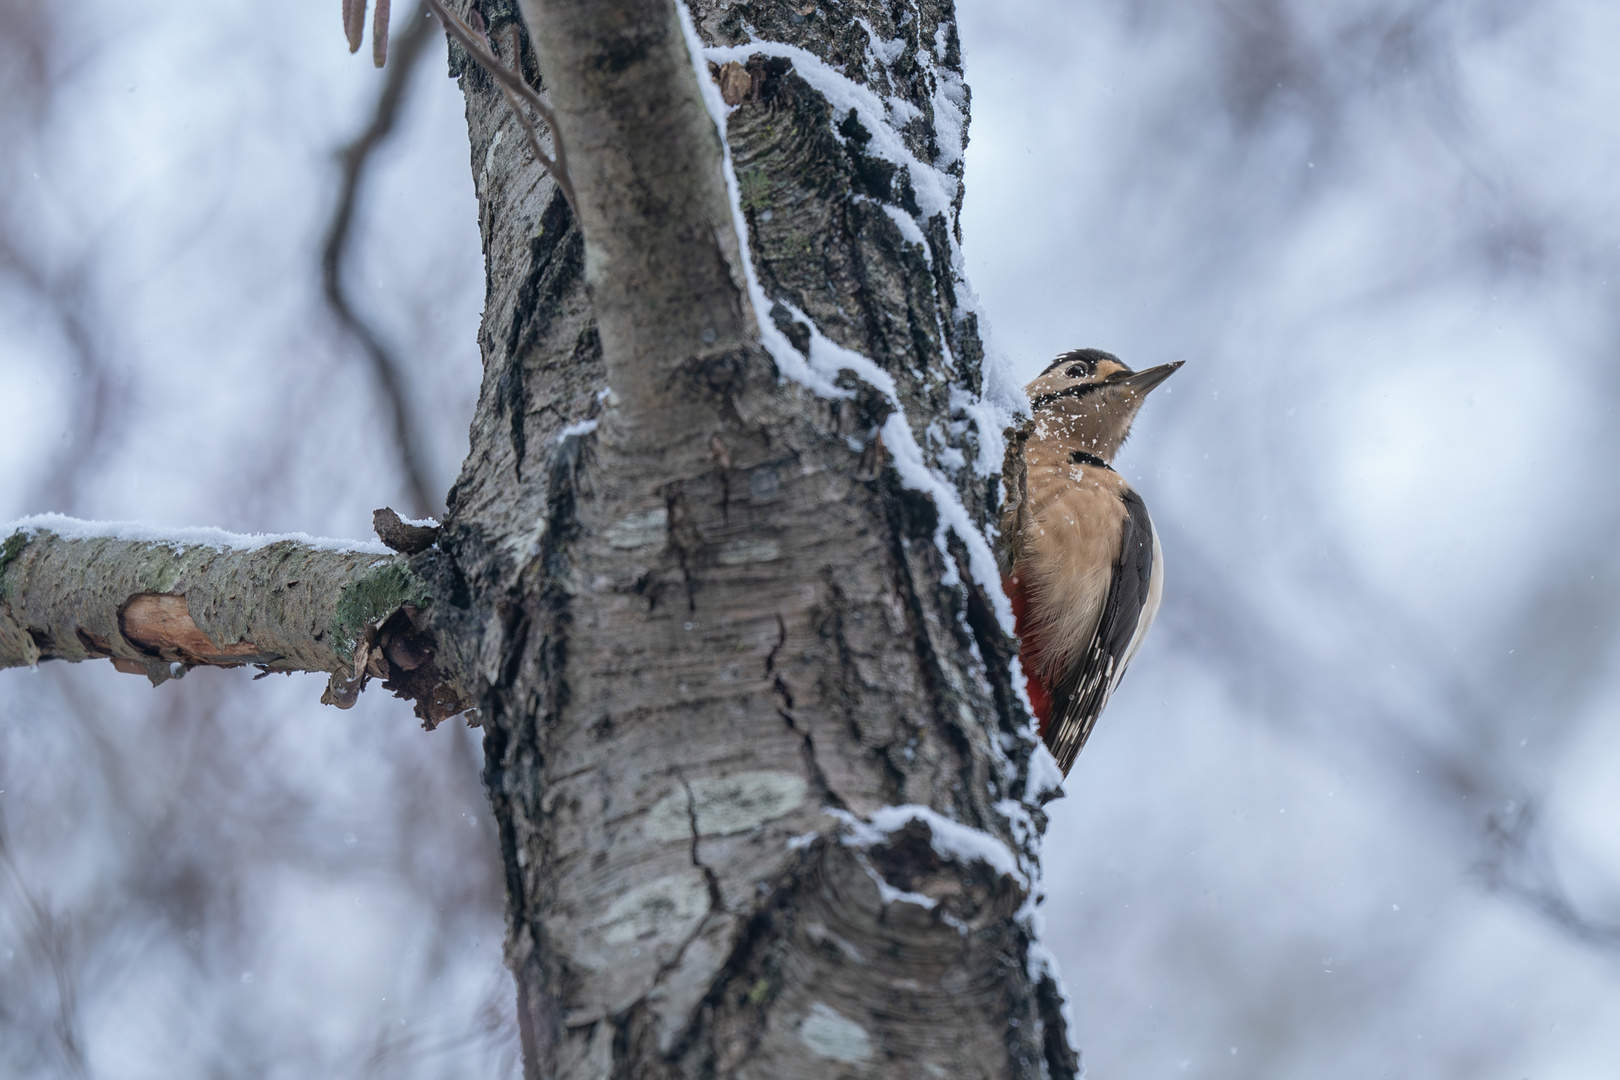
[[1065, 362, 1094, 378]]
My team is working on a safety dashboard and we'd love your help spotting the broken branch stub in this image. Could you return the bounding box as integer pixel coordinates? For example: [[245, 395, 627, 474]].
[[0, 521, 469, 724], [372, 507, 440, 554]]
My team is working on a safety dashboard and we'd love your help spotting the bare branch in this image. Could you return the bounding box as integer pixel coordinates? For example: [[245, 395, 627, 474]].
[[0, 518, 470, 725], [423, 0, 576, 213], [351, 0, 576, 210], [513, 0, 756, 422], [321, 0, 441, 519]]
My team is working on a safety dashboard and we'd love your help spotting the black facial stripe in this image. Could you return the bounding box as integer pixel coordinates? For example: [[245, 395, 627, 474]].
[[1070, 450, 1112, 470], [1030, 382, 1105, 410]]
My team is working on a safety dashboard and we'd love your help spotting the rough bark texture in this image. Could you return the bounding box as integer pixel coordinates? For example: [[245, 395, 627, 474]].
[[517, 0, 755, 426], [429, 1, 1074, 1077], [0, 524, 468, 725], [0, 0, 1075, 1074]]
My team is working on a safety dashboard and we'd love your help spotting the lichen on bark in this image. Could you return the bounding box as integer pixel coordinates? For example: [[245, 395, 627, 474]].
[[0, 522, 467, 724], [429, 0, 1073, 1075], [0, 0, 1073, 1073], [331, 559, 434, 657]]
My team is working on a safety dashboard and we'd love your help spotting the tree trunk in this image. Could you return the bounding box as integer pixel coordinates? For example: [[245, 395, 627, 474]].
[[0, 0, 1076, 1074], [435, 0, 1073, 1076]]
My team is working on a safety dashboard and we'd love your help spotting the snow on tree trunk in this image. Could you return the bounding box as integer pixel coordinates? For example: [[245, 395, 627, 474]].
[[0, 517, 470, 725], [432, 0, 1076, 1075], [0, 0, 1077, 1072]]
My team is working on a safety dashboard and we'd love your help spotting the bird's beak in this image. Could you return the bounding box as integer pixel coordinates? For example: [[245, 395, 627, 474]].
[[1109, 361, 1183, 396]]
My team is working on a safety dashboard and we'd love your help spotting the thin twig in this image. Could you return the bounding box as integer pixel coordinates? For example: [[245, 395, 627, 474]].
[[492, 23, 568, 205], [420, 0, 577, 213], [322, 0, 441, 518]]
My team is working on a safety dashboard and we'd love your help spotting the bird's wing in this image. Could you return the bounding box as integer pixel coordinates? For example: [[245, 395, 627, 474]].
[[1043, 489, 1156, 774]]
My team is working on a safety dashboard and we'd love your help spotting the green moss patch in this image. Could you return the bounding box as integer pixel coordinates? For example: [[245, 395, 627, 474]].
[[0, 530, 27, 598], [330, 561, 429, 656]]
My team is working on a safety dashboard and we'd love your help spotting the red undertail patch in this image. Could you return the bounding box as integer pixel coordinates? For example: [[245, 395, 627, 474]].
[[1004, 576, 1053, 738]]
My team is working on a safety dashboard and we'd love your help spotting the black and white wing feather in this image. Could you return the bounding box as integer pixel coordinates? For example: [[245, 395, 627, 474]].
[[1044, 490, 1158, 773]]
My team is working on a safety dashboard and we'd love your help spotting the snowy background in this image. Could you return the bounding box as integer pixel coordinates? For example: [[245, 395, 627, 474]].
[[2, 0, 1618, 1076]]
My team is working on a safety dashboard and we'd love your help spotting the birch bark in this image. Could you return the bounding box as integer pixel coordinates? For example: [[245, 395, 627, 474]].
[[0, 0, 1077, 1075], [437, 0, 1074, 1075], [0, 519, 470, 725]]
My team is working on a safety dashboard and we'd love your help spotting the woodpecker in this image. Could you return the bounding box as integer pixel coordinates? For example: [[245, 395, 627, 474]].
[[999, 348, 1182, 775]]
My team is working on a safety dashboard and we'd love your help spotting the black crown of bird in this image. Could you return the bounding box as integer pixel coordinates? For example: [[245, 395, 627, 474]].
[[998, 348, 1182, 775]]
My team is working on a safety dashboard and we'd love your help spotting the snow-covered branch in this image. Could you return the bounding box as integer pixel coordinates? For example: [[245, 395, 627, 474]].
[[0, 516, 469, 726]]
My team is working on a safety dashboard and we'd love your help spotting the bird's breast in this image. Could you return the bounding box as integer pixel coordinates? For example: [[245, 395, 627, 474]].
[[1011, 461, 1138, 674]]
